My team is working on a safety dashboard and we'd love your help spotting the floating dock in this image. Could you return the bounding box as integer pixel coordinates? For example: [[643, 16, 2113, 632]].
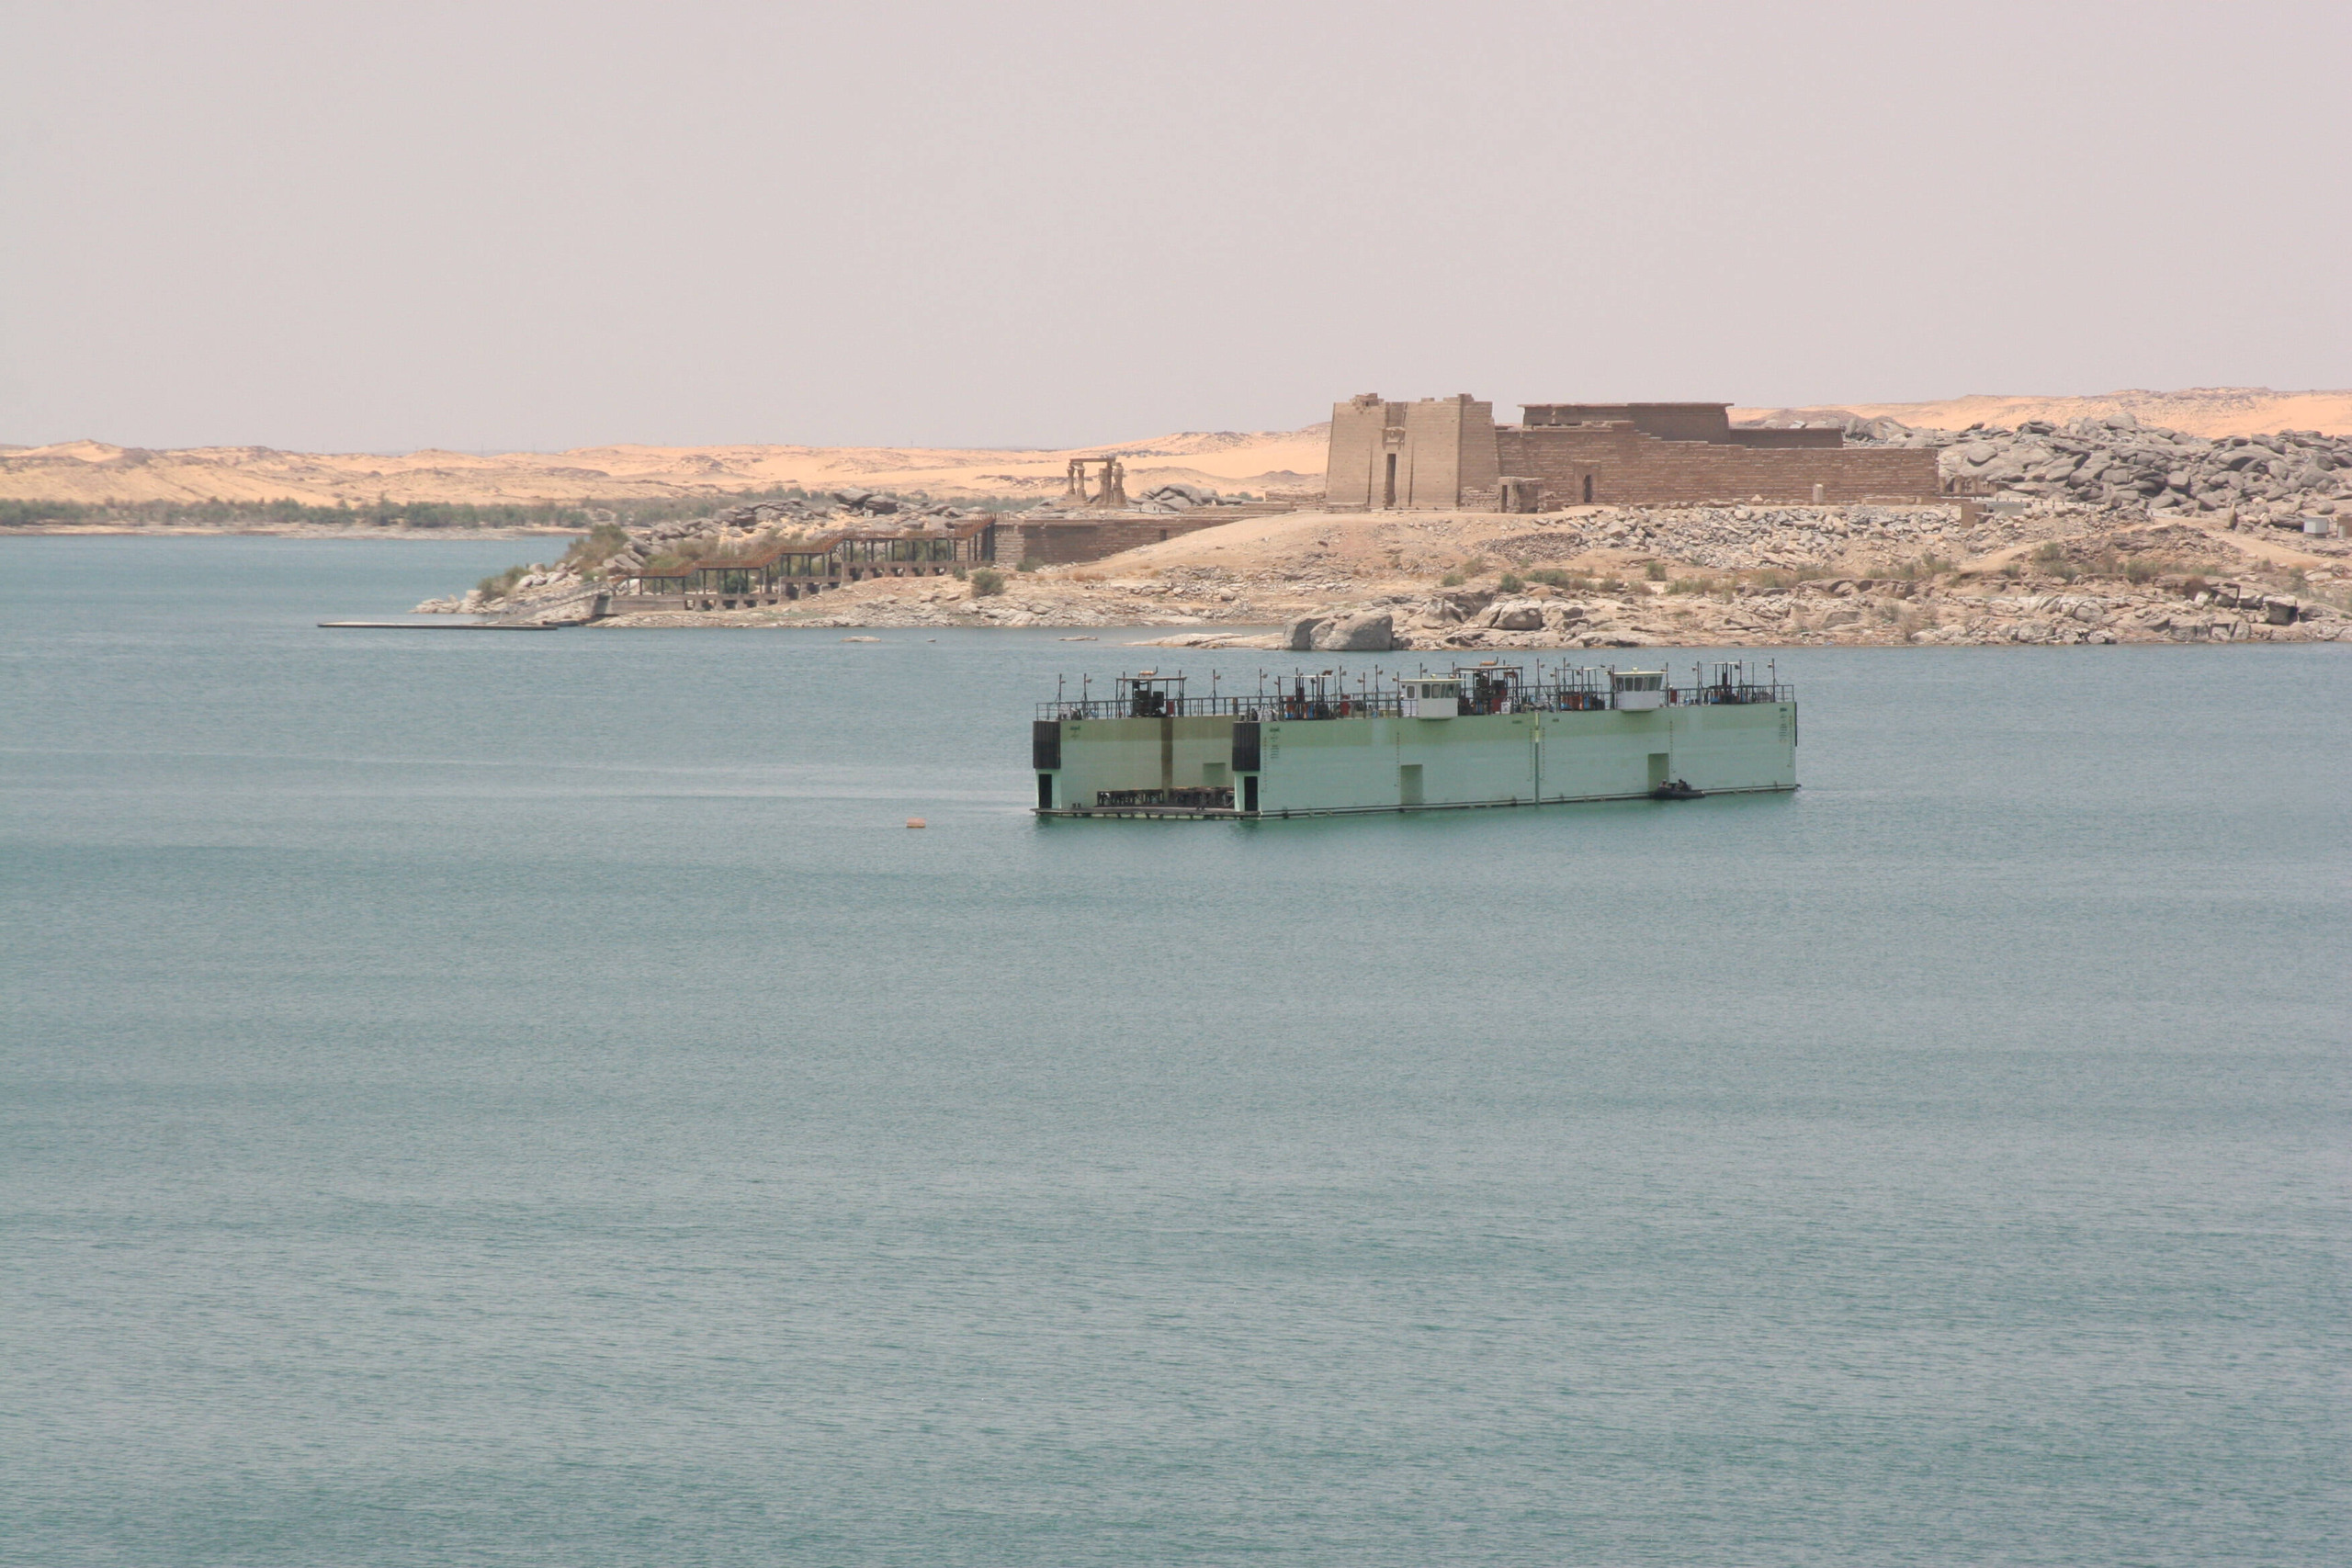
[[1032, 661, 1797, 818], [317, 621, 565, 631]]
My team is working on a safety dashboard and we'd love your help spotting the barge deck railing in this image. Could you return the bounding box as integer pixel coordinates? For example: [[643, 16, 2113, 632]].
[[1040, 661, 1792, 722]]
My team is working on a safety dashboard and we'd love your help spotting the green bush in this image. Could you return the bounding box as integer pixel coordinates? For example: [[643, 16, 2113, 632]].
[[475, 565, 528, 600], [1643, 560, 1667, 581], [968, 568, 1006, 597], [560, 522, 632, 577], [1016, 557, 1041, 573], [1498, 571, 1524, 593], [1440, 570, 1465, 587]]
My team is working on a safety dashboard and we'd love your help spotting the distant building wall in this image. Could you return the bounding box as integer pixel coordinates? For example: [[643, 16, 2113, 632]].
[[1326, 395, 1391, 509], [1494, 423, 1939, 504], [1520, 403, 1844, 450], [988, 514, 1234, 565], [1329, 393, 1939, 509], [1324, 394, 1497, 510]]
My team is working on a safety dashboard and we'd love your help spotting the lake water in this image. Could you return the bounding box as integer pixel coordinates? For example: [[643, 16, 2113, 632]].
[[3, 537, 2346, 1567]]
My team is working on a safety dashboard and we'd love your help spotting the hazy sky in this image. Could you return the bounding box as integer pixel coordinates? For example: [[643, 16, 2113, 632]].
[[4, 0, 2346, 452]]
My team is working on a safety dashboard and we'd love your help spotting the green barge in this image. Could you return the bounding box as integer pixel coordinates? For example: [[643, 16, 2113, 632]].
[[1032, 662, 1796, 818]]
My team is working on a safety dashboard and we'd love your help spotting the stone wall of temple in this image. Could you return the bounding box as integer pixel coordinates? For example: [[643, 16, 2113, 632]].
[[1493, 424, 1941, 505], [1328, 392, 1941, 509], [986, 514, 1235, 566]]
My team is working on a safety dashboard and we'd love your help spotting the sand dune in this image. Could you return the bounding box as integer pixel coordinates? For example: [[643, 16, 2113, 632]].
[[0, 428, 1331, 509], [6, 389, 2342, 511]]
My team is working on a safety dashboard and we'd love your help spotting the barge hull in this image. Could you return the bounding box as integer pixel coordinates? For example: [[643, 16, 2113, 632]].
[[1035, 703, 1796, 818]]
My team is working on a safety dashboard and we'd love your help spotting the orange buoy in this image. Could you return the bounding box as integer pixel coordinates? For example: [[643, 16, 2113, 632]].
[[906, 818, 927, 829]]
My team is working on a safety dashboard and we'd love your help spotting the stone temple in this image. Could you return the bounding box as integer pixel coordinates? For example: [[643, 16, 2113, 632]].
[[1326, 393, 1944, 511]]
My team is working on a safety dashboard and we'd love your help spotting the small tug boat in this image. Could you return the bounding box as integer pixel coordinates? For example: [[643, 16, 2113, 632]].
[[1032, 661, 1796, 818]]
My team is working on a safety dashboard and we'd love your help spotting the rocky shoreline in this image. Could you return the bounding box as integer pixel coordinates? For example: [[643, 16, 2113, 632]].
[[440, 503, 2346, 649], [413, 412, 2350, 649]]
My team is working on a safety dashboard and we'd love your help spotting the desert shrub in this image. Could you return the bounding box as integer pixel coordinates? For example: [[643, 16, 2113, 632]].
[[1498, 571, 1524, 593], [2033, 541, 2067, 564], [1599, 576, 1630, 594], [967, 568, 1006, 597], [1463, 556, 1491, 577], [1016, 557, 1041, 573], [1440, 570, 1465, 587], [1667, 577, 1702, 595], [560, 522, 631, 576], [2122, 556, 2157, 584], [475, 565, 528, 600], [1643, 560, 1667, 581]]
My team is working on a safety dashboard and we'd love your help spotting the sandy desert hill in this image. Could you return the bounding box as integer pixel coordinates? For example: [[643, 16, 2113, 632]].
[[0, 429, 1331, 510], [4, 389, 2343, 512]]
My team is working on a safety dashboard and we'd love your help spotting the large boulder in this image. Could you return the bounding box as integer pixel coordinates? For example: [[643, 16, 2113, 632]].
[[1478, 599, 1545, 631], [1311, 611, 1394, 652], [1286, 615, 1329, 651]]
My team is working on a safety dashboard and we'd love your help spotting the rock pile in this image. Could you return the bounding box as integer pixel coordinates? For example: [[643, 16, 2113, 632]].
[[1848, 414, 2347, 528], [424, 491, 998, 611], [1136, 483, 1223, 513], [629, 491, 982, 547], [1476, 502, 1990, 574]]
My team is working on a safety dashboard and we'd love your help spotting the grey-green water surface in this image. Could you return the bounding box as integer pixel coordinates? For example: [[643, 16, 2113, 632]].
[[3, 538, 2346, 1565]]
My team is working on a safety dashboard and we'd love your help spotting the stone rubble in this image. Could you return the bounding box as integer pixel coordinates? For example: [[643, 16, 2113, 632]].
[[414, 491, 1000, 615], [1134, 482, 1223, 513], [1840, 411, 2349, 530]]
